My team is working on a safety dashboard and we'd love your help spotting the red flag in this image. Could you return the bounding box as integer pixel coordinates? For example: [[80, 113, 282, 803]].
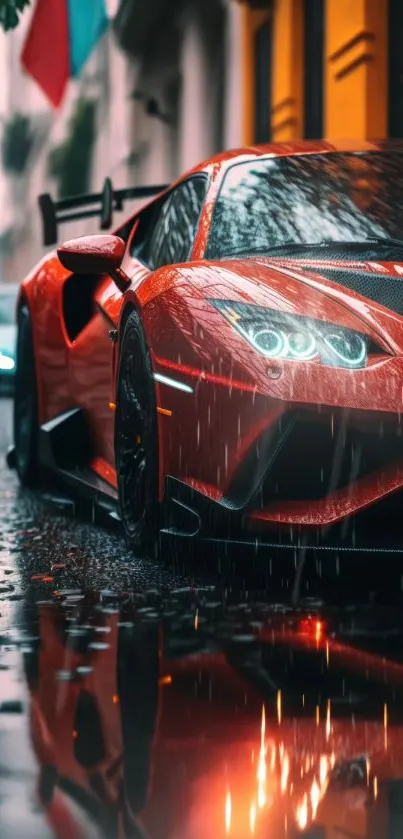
[[21, 0, 69, 108]]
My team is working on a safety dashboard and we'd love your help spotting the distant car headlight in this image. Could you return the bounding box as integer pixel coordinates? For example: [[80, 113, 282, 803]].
[[0, 351, 15, 371], [211, 301, 371, 369]]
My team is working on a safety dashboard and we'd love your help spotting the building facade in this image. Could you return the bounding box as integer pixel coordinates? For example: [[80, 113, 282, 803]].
[[0, 0, 402, 282], [115, 0, 402, 153], [230, 0, 400, 144]]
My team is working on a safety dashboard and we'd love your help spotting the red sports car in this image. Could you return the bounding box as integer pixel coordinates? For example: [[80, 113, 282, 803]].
[[10, 140, 403, 559]]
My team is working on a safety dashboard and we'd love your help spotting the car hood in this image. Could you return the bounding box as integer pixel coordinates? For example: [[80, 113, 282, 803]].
[[210, 255, 403, 355], [0, 325, 16, 357]]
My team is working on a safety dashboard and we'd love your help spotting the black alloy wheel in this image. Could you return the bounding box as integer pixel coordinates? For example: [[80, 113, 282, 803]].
[[115, 310, 159, 557], [13, 305, 39, 486]]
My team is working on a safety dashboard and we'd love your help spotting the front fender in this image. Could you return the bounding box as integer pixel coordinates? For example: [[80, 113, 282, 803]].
[[18, 253, 72, 424]]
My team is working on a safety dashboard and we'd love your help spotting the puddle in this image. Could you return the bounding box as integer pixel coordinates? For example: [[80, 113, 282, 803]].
[[1, 588, 402, 838]]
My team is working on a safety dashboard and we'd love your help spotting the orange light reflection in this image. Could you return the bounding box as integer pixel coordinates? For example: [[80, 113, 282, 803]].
[[225, 791, 232, 833], [296, 793, 308, 831], [310, 778, 320, 820], [249, 802, 256, 834], [277, 690, 282, 726]]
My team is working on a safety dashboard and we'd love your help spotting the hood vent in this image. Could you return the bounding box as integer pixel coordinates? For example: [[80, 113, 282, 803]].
[[302, 265, 403, 316]]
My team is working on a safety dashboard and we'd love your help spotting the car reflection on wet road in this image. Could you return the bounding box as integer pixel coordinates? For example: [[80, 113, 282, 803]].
[[11, 585, 403, 839], [2, 398, 403, 838]]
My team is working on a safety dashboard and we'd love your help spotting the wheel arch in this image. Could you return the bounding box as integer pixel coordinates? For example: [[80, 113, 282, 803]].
[[116, 301, 138, 383], [114, 306, 161, 553], [119, 299, 138, 335], [15, 253, 73, 425], [117, 297, 155, 370]]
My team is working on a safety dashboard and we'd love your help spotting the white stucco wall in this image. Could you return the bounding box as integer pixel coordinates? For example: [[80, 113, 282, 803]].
[[223, 0, 243, 150], [0, 29, 11, 241], [1, 0, 244, 281], [127, 0, 241, 184], [178, 4, 214, 173], [1, 14, 133, 280]]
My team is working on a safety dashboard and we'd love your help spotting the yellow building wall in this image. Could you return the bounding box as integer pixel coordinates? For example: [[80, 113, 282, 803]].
[[241, 4, 272, 144], [325, 0, 387, 139], [240, 0, 388, 143], [241, 0, 303, 145], [271, 0, 303, 141]]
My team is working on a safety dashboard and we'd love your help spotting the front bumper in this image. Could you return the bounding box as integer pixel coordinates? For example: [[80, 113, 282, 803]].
[[244, 407, 403, 528], [161, 475, 403, 600], [162, 395, 403, 555]]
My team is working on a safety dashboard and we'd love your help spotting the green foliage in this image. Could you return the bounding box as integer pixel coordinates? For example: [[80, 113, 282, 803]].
[[1, 113, 33, 174], [48, 99, 96, 199], [0, 0, 31, 31]]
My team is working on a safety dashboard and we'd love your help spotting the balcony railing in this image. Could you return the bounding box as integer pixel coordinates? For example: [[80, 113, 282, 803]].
[[114, 0, 273, 56]]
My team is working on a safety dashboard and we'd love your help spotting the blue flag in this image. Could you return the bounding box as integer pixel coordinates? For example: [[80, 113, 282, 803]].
[[68, 0, 109, 78]]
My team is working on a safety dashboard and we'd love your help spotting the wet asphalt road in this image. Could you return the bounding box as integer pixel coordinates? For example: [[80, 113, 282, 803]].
[[2, 389, 403, 622], [0, 398, 198, 634], [0, 396, 315, 626]]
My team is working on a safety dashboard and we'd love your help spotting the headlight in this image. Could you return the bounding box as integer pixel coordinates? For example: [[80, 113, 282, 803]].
[[211, 301, 370, 369], [0, 351, 15, 371]]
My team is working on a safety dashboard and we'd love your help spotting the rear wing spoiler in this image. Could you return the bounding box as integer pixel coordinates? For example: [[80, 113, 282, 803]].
[[38, 177, 169, 247]]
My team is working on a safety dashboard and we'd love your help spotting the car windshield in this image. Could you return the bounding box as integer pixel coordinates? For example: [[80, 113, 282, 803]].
[[0, 290, 17, 326], [205, 151, 403, 259]]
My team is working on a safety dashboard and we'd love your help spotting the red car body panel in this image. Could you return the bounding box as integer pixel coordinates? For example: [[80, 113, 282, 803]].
[[17, 139, 403, 540]]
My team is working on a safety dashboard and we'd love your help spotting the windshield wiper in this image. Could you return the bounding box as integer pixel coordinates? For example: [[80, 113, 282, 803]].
[[224, 238, 403, 258], [330, 237, 403, 249]]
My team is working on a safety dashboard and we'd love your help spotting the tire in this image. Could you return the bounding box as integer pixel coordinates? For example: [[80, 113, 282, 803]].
[[115, 311, 159, 557], [13, 305, 39, 486]]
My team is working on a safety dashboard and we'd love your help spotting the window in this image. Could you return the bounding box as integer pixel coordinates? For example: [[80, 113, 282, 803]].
[[206, 152, 403, 259], [254, 19, 272, 143], [303, 0, 324, 139], [388, 0, 403, 138], [140, 196, 173, 268], [131, 177, 207, 269], [130, 193, 172, 265]]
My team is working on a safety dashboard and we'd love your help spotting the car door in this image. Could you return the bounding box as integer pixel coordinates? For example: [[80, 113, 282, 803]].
[[65, 204, 166, 477], [65, 217, 138, 480], [68, 177, 207, 481]]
